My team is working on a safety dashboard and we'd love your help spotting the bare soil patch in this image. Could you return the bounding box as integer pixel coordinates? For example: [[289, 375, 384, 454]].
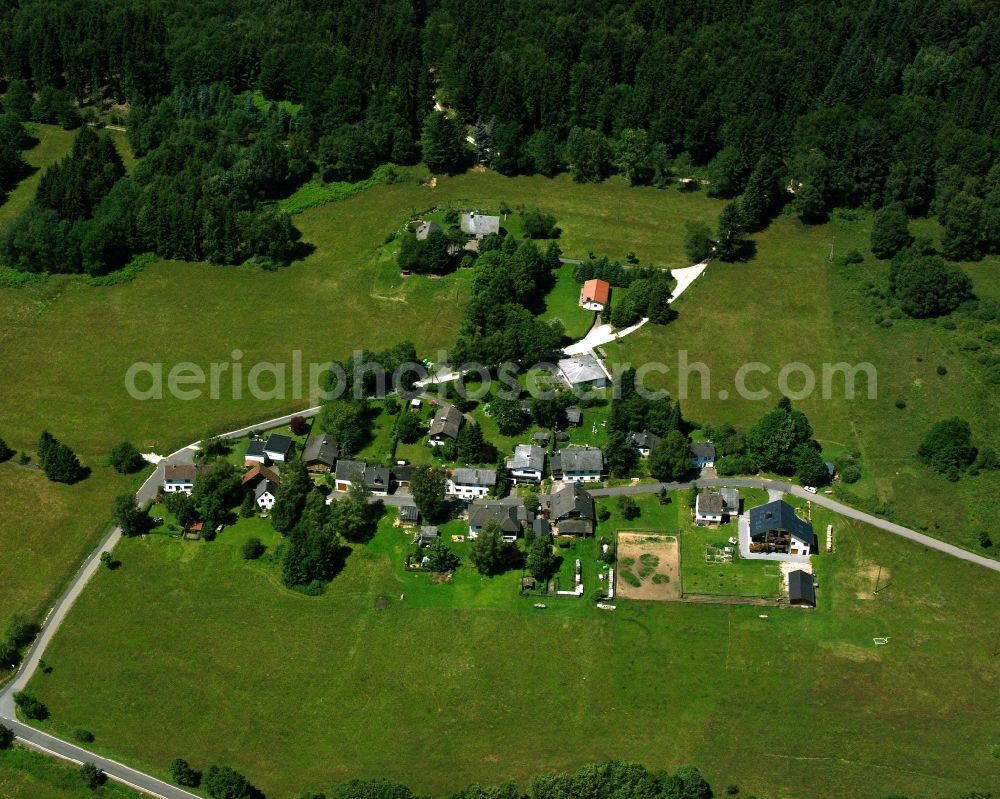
[[616, 532, 680, 601]]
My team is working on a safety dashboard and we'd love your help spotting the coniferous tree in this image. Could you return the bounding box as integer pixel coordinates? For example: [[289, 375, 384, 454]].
[[420, 111, 468, 174]]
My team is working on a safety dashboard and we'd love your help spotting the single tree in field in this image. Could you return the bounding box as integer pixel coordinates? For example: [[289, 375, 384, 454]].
[[410, 466, 448, 524], [80, 762, 104, 789], [917, 417, 976, 480], [204, 764, 253, 799], [38, 430, 84, 483], [109, 441, 145, 473], [425, 538, 461, 573], [169, 757, 201, 787], [617, 495, 641, 520]]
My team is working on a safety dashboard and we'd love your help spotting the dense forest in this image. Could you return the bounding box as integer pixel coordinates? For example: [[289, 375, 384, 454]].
[[1, 0, 1000, 274]]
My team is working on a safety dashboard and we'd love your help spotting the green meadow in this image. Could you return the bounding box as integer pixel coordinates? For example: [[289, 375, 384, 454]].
[[21, 502, 1000, 799], [0, 747, 141, 799], [605, 210, 1000, 553]]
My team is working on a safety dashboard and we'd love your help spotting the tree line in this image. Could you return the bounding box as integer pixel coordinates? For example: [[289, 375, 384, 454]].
[[2, 0, 996, 274]]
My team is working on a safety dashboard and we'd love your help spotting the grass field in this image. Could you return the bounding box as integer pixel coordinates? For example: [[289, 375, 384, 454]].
[[604, 209, 1000, 552], [22, 503, 1000, 799], [0, 747, 141, 799]]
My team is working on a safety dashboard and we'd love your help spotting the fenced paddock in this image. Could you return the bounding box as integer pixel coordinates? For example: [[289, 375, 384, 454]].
[[615, 532, 680, 601]]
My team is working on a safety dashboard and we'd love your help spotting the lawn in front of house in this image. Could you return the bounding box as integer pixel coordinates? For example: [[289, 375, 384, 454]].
[[539, 262, 596, 341]]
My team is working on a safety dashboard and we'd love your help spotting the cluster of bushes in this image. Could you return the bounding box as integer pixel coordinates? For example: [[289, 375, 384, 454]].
[[918, 417, 996, 482], [450, 239, 564, 367], [0, 613, 38, 670], [604, 370, 689, 480], [711, 398, 830, 486]]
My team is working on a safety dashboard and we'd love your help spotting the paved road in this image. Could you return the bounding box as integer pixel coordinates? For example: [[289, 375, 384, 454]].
[[591, 478, 1000, 572], [3, 715, 199, 798]]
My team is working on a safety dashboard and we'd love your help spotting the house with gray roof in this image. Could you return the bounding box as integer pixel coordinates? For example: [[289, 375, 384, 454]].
[[428, 404, 464, 446], [415, 220, 441, 240], [303, 434, 339, 473], [628, 430, 662, 457], [414, 526, 439, 547], [399, 503, 420, 524], [460, 212, 501, 239], [748, 500, 815, 556], [163, 464, 207, 494], [244, 438, 267, 465], [695, 487, 740, 525], [550, 446, 604, 483], [542, 482, 595, 536], [447, 467, 496, 500], [506, 444, 546, 484], [468, 501, 521, 541], [264, 433, 294, 463], [564, 406, 582, 427], [557, 353, 609, 389], [690, 441, 716, 469], [334, 459, 390, 496]]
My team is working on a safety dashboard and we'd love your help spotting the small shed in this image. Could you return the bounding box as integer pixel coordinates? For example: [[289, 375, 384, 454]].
[[788, 570, 816, 607], [399, 504, 420, 524]]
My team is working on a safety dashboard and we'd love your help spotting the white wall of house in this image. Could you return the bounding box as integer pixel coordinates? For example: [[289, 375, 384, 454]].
[[163, 481, 194, 494], [580, 299, 604, 311], [257, 492, 276, 510], [509, 468, 542, 484], [244, 454, 266, 465], [695, 511, 722, 525], [559, 471, 601, 483], [790, 534, 811, 556], [447, 480, 490, 499], [692, 455, 714, 468]]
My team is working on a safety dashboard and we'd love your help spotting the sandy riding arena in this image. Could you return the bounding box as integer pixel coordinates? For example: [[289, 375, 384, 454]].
[[616, 533, 681, 601]]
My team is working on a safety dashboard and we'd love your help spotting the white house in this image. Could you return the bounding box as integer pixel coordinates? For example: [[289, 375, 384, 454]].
[[550, 446, 604, 483], [690, 441, 716, 469], [579, 278, 610, 312], [506, 444, 546, 484], [255, 479, 279, 511], [447, 468, 496, 500], [695, 487, 739, 526], [162, 464, 205, 494]]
